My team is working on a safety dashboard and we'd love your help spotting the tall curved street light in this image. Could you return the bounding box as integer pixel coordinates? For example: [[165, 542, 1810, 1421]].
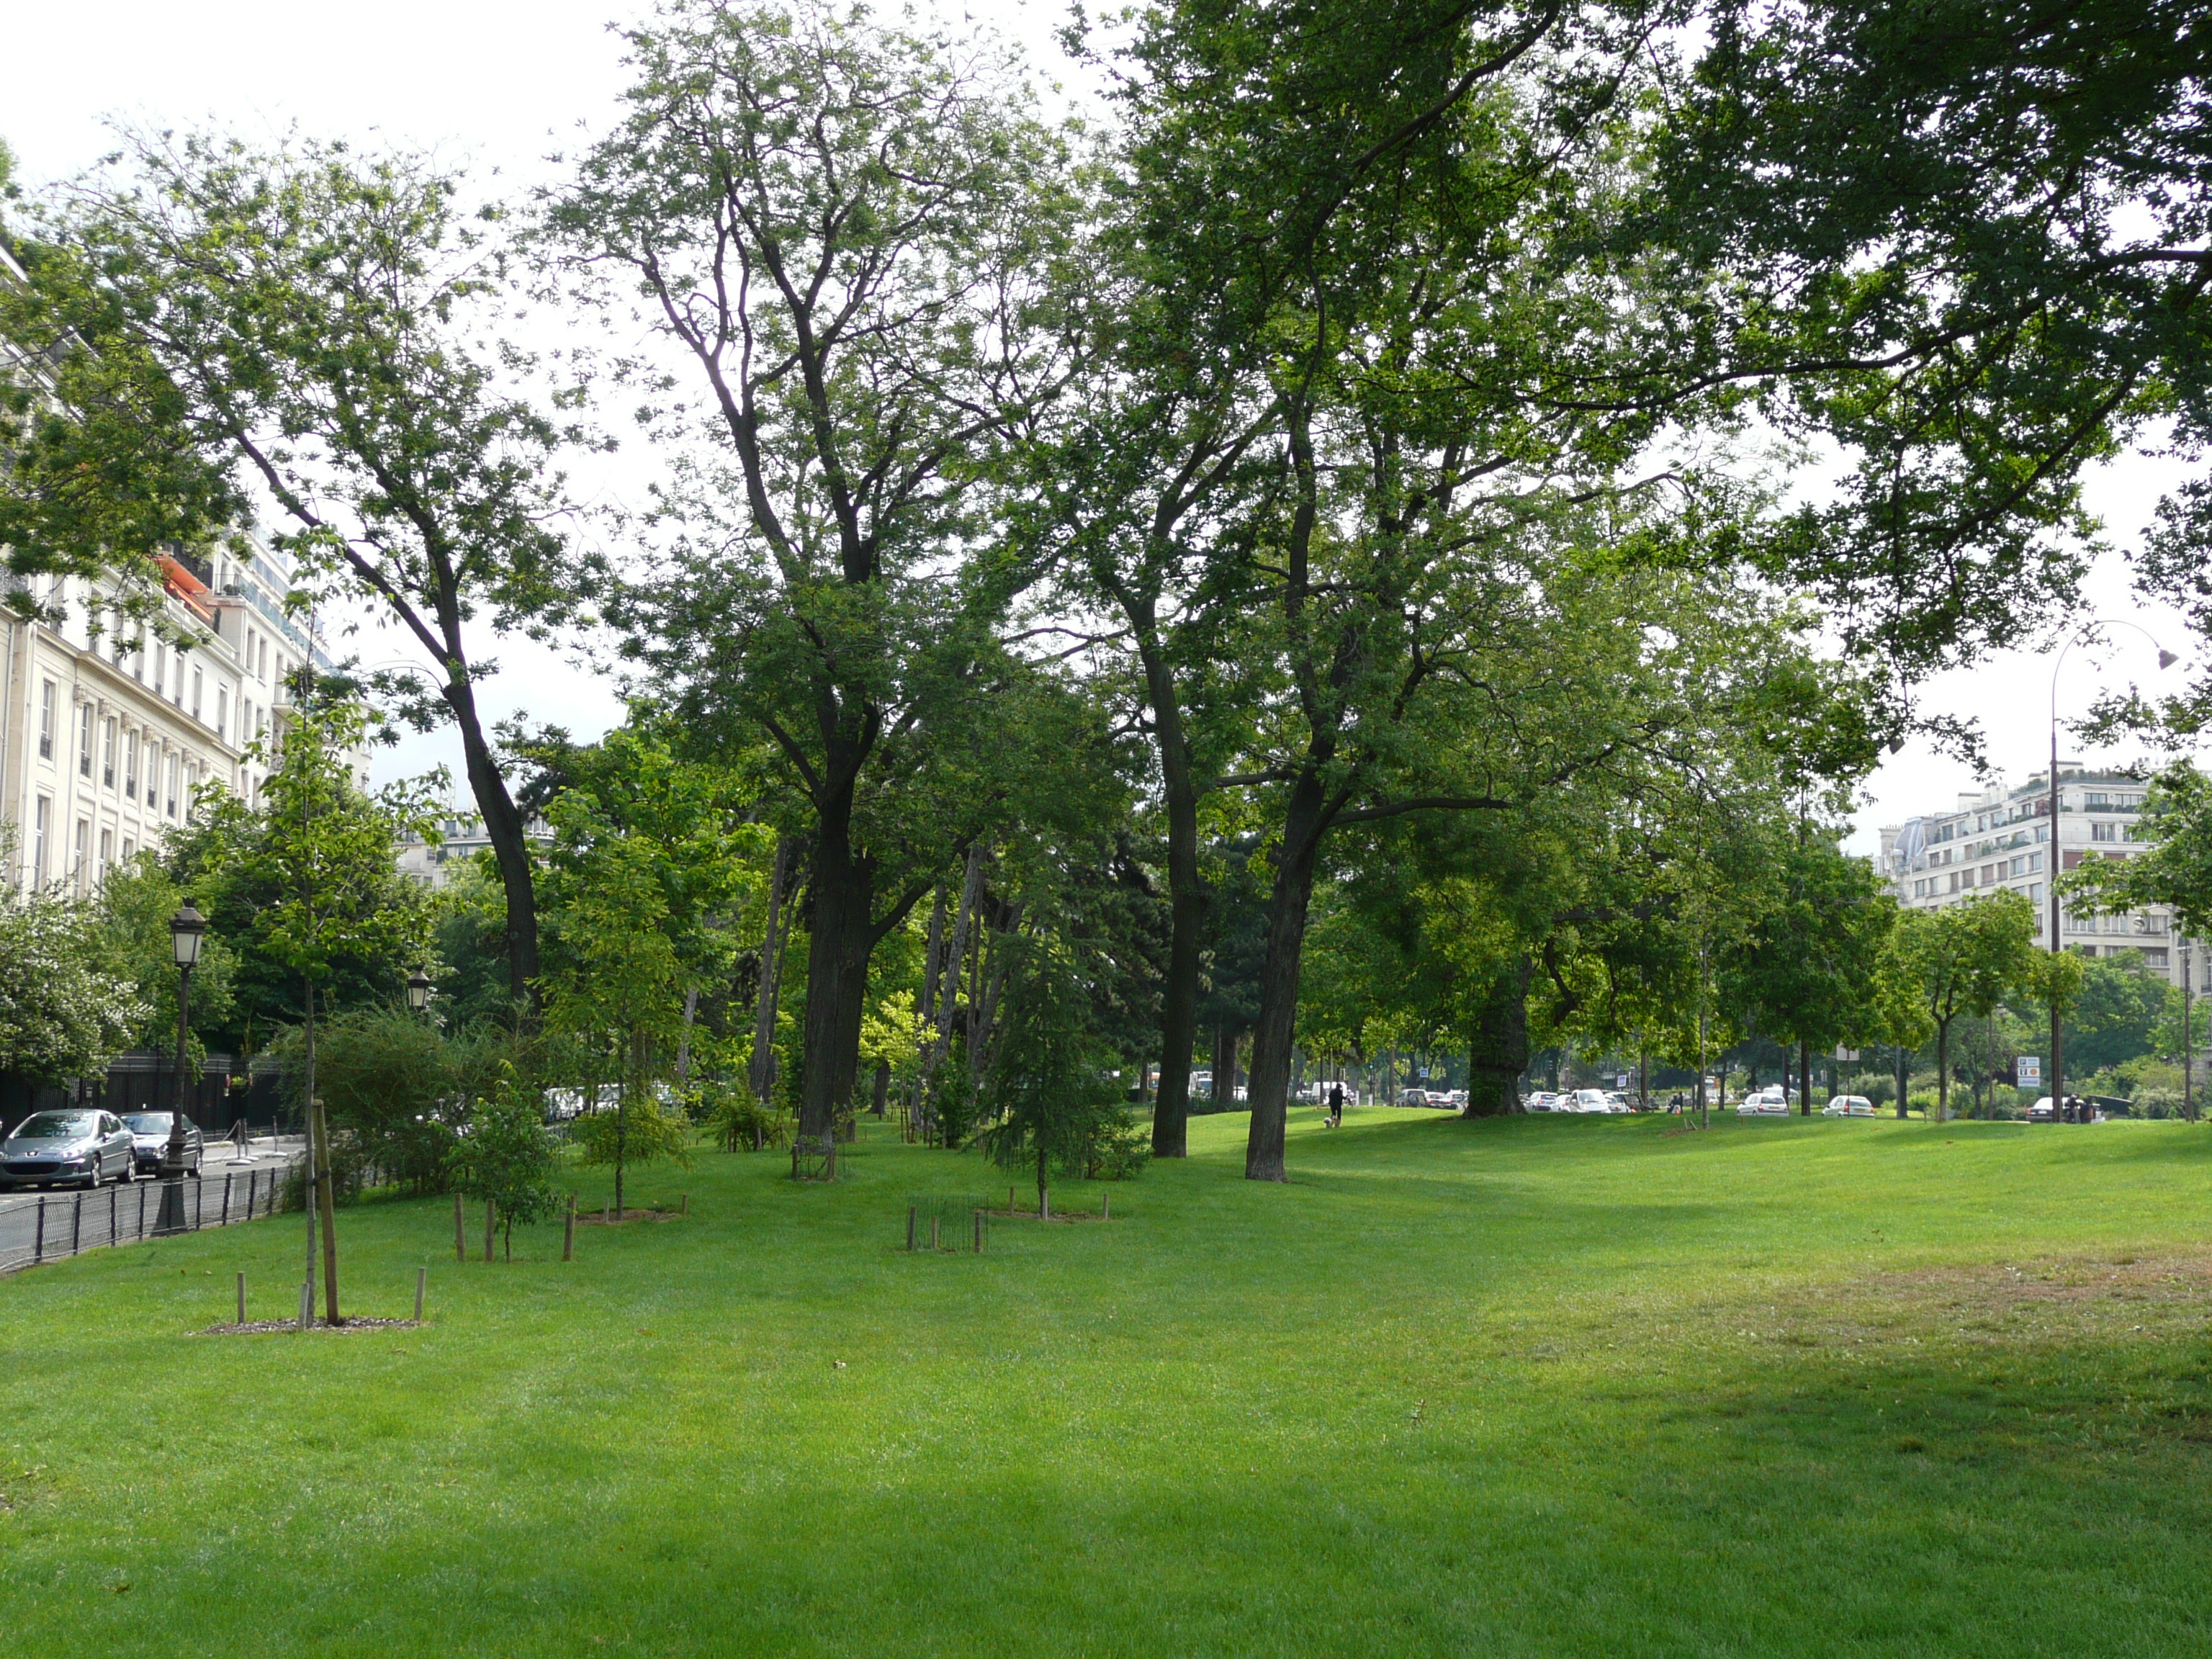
[[158, 901, 207, 1235], [2046, 621, 2178, 1123]]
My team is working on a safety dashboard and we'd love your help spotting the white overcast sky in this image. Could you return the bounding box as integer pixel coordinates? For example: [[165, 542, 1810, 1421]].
[[6, 0, 2203, 846]]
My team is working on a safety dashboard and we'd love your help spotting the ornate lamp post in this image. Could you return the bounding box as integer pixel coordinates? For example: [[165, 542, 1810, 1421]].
[[407, 966, 433, 1016], [158, 901, 207, 1234], [2046, 622, 2176, 1124]]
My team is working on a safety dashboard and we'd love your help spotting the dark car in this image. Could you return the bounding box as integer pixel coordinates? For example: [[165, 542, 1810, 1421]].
[[1, 1110, 138, 1189], [121, 1112, 204, 1176]]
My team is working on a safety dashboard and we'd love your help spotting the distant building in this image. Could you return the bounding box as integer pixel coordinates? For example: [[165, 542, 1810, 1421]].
[[396, 810, 546, 890], [1879, 765, 2190, 986]]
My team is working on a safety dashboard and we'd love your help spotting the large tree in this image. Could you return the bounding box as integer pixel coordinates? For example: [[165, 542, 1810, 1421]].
[[2, 134, 584, 1020], [549, 0, 1088, 1141]]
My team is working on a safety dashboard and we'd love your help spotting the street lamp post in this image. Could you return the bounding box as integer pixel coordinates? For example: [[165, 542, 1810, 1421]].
[[158, 901, 207, 1235], [407, 966, 432, 1016], [2046, 623, 2177, 1125]]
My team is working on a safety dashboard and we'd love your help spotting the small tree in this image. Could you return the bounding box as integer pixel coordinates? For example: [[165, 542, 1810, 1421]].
[[1894, 894, 2041, 1122], [194, 688, 441, 1323], [543, 823, 692, 1216], [979, 948, 1128, 1219], [446, 1071, 565, 1260]]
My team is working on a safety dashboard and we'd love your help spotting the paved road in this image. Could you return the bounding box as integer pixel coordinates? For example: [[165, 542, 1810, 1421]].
[[0, 1136, 305, 1271]]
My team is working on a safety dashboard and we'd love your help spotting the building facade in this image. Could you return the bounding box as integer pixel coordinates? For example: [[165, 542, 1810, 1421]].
[[1879, 765, 2191, 986], [0, 536, 351, 895]]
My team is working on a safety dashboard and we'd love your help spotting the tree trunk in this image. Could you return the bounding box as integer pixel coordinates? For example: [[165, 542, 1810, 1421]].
[[747, 836, 793, 1105], [1936, 1019, 1951, 1123], [446, 673, 540, 1025], [1464, 961, 1532, 1116], [1799, 1038, 1812, 1116], [799, 796, 875, 1143], [302, 977, 319, 1320], [871, 1058, 890, 1118], [1136, 624, 1206, 1160], [306, 984, 341, 1325], [1896, 1044, 1910, 1119], [1037, 1141, 1049, 1220], [1244, 783, 1330, 1182]]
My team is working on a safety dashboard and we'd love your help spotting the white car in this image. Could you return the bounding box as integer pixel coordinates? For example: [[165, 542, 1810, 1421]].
[[1822, 1094, 1876, 1118], [1737, 1087, 1790, 1117], [1568, 1089, 1614, 1114], [1604, 1092, 1632, 1113], [1524, 1092, 1562, 1112]]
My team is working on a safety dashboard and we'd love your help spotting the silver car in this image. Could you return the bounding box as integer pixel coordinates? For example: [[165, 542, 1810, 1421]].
[[121, 1112, 204, 1175], [1, 1110, 138, 1189]]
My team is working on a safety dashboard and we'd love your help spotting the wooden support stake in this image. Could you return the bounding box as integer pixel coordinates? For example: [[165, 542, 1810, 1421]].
[[907, 1205, 917, 1252], [562, 1196, 575, 1262], [1102, 1191, 1110, 1222], [297, 1277, 312, 1331], [415, 1266, 427, 1323], [930, 1215, 940, 1251], [454, 1192, 465, 1263], [1009, 1184, 1016, 1215], [680, 1192, 688, 1217], [484, 1197, 495, 1263], [973, 1209, 982, 1254], [236, 1271, 246, 1324]]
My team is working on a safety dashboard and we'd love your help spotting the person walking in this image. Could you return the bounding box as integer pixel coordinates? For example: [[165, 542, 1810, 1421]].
[[1327, 1082, 1344, 1128]]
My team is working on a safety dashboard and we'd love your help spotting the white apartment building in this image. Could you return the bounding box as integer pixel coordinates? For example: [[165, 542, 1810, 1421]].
[[1879, 765, 2190, 986], [0, 536, 351, 895]]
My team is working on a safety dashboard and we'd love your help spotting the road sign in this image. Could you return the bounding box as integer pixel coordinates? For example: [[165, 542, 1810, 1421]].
[[2016, 1056, 2041, 1087]]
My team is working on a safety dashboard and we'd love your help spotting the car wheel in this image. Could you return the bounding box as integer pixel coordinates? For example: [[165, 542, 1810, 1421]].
[[119, 1158, 134, 1184], [84, 1159, 102, 1190]]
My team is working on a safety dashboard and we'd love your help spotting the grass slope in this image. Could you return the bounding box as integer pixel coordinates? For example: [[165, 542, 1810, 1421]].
[[4, 1109, 2211, 1657]]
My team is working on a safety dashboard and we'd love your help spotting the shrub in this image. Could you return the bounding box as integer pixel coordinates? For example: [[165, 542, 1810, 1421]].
[[268, 1005, 467, 1195], [1906, 1090, 1938, 1118], [446, 1069, 566, 1259], [697, 1076, 790, 1151]]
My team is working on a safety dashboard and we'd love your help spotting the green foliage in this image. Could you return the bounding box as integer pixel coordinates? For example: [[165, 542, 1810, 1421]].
[[697, 1076, 789, 1153], [91, 852, 235, 1062], [1891, 893, 2042, 1116], [978, 945, 1137, 1210], [264, 1005, 514, 1195], [2062, 763, 2212, 940], [570, 1092, 693, 1181], [0, 864, 145, 1085], [446, 1070, 567, 1259], [171, 693, 441, 1044]]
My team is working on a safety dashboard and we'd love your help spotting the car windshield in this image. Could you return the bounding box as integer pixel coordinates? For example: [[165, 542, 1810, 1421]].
[[122, 1114, 174, 1134], [10, 1111, 99, 1141]]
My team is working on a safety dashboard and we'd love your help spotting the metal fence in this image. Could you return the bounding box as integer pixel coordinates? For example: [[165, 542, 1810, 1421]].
[[0, 1154, 305, 1274]]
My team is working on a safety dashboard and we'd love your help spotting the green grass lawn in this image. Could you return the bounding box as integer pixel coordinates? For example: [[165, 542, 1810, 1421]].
[[5, 1107, 2212, 1657]]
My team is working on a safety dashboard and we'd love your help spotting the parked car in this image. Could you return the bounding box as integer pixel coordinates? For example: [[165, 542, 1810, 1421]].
[[1737, 1087, 1790, 1117], [1568, 1089, 1614, 1114], [1401, 1088, 1429, 1107], [1603, 1092, 1632, 1113], [1, 1110, 138, 1189], [1821, 1094, 1876, 1118], [121, 1112, 204, 1174], [1524, 1092, 1560, 1112]]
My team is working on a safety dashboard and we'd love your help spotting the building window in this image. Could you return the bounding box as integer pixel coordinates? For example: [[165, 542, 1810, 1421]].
[[2030, 883, 2043, 902], [122, 835, 135, 863], [2029, 851, 2043, 872], [32, 797, 51, 886], [123, 730, 139, 799], [101, 719, 116, 788], [77, 702, 94, 776], [166, 753, 181, 819], [38, 680, 55, 760], [216, 688, 228, 743], [2091, 822, 2118, 842], [192, 666, 203, 720], [73, 819, 89, 893], [99, 829, 113, 874]]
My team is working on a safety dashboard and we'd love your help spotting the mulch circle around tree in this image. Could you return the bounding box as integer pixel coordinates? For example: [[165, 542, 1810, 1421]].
[[197, 1317, 423, 1336]]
